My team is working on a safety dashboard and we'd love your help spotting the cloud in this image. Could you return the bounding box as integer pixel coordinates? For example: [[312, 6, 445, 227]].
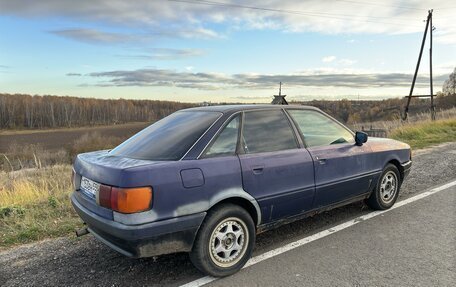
[[1, 0, 455, 43], [50, 29, 135, 44], [322, 56, 336, 63], [119, 48, 205, 60], [231, 95, 271, 100], [66, 73, 82, 76], [338, 59, 357, 66], [84, 68, 447, 90], [49, 26, 220, 45], [173, 27, 220, 39]]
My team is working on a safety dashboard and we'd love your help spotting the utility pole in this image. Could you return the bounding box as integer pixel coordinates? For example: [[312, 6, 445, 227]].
[[429, 12, 435, 120], [402, 9, 435, 121]]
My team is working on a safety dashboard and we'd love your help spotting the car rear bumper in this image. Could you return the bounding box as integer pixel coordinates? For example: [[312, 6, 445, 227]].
[[401, 160, 412, 179], [71, 193, 206, 258]]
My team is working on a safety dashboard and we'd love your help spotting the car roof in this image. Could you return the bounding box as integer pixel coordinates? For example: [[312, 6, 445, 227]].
[[181, 104, 321, 113]]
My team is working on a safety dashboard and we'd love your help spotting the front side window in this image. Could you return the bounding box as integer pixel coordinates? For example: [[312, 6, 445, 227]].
[[288, 110, 354, 148], [110, 111, 221, 160], [204, 115, 240, 158], [242, 110, 297, 154]]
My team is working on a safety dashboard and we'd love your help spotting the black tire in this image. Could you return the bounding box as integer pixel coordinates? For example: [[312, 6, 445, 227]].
[[366, 164, 401, 210], [189, 203, 255, 277]]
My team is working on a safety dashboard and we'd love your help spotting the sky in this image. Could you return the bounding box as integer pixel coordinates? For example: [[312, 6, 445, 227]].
[[0, 0, 455, 103]]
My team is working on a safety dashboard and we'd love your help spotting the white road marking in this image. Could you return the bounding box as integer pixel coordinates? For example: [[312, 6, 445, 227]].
[[179, 179, 456, 287]]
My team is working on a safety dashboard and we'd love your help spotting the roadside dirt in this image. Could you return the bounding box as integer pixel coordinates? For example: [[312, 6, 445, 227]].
[[1, 142, 455, 287]]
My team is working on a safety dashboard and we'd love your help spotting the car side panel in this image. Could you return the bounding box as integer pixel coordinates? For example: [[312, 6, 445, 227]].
[[239, 149, 315, 224], [112, 155, 257, 225], [367, 137, 412, 180], [308, 143, 381, 208]]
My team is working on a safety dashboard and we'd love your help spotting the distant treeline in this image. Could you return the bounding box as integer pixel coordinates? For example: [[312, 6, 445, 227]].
[[294, 94, 456, 124], [1, 93, 455, 129], [0, 94, 195, 129]]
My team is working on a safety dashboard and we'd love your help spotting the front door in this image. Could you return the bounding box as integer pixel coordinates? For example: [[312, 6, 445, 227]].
[[306, 143, 374, 207], [287, 109, 376, 208], [238, 109, 315, 223]]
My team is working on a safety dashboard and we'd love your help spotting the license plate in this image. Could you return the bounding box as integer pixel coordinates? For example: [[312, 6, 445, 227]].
[[80, 177, 100, 197]]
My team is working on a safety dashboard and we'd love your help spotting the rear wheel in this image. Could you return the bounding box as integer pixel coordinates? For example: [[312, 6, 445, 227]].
[[189, 204, 255, 277], [366, 164, 401, 210]]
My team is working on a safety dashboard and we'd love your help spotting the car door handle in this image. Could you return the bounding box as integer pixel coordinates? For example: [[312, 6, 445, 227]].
[[252, 165, 264, 174], [315, 156, 327, 165]]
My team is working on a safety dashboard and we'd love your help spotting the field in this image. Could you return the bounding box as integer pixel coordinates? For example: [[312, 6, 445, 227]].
[[0, 122, 148, 153], [0, 122, 149, 171]]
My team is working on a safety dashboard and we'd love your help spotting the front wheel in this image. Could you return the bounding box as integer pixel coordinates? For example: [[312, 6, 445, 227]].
[[189, 204, 255, 277], [366, 164, 401, 210]]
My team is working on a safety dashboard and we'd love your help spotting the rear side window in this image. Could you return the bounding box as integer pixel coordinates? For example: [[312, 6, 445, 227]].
[[242, 110, 297, 154], [203, 115, 240, 158], [288, 110, 354, 147], [110, 111, 221, 160]]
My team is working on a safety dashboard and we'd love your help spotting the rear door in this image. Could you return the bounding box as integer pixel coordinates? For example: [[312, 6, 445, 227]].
[[238, 109, 315, 223], [287, 109, 375, 208]]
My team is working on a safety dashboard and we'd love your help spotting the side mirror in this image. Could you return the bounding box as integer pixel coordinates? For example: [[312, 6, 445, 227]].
[[355, 131, 368, 146]]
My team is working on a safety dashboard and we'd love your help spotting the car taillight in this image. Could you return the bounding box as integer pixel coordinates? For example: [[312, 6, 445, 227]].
[[97, 185, 152, 214], [98, 184, 112, 207]]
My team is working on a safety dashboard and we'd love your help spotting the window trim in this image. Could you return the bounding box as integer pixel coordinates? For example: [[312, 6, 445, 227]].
[[238, 108, 301, 155], [199, 113, 242, 159], [282, 108, 305, 148], [285, 108, 355, 148], [237, 111, 246, 155], [197, 112, 242, 159]]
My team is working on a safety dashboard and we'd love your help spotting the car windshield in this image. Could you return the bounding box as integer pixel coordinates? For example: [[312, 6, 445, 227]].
[[110, 111, 221, 160]]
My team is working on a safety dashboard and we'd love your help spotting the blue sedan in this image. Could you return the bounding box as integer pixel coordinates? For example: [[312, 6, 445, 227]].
[[71, 105, 412, 277]]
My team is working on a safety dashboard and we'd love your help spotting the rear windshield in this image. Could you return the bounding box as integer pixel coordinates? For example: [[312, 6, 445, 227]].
[[110, 111, 221, 160]]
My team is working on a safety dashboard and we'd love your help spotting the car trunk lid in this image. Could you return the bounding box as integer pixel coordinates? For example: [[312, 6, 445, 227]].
[[72, 150, 159, 219]]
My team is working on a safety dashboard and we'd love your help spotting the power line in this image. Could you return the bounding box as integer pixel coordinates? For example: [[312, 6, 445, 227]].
[[168, 0, 424, 28], [335, 0, 423, 11], [343, 1, 456, 11]]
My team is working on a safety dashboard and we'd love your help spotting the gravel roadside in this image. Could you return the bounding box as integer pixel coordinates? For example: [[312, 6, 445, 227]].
[[1, 142, 455, 287]]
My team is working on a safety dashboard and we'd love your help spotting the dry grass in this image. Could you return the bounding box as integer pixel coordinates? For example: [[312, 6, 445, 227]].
[[0, 165, 80, 249], [0, 131, 124, 248], [390, 119, 456, 149], [349, 108, 456, 149], [1, 144, 69, 171], [351, 107, 456, 134]]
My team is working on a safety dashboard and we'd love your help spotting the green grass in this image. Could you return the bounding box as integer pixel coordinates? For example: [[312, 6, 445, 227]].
[[0, 165, 81, 249], [390, 119, 456, 149]]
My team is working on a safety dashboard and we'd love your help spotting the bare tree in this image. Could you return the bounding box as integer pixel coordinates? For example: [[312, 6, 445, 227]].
[[443, 67, 456, 95], [0, 93, 194, 129]]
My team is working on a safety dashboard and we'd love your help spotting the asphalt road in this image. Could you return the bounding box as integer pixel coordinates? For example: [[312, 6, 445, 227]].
[[1, 142, 455, 287], [211, 185, 455, 287]]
